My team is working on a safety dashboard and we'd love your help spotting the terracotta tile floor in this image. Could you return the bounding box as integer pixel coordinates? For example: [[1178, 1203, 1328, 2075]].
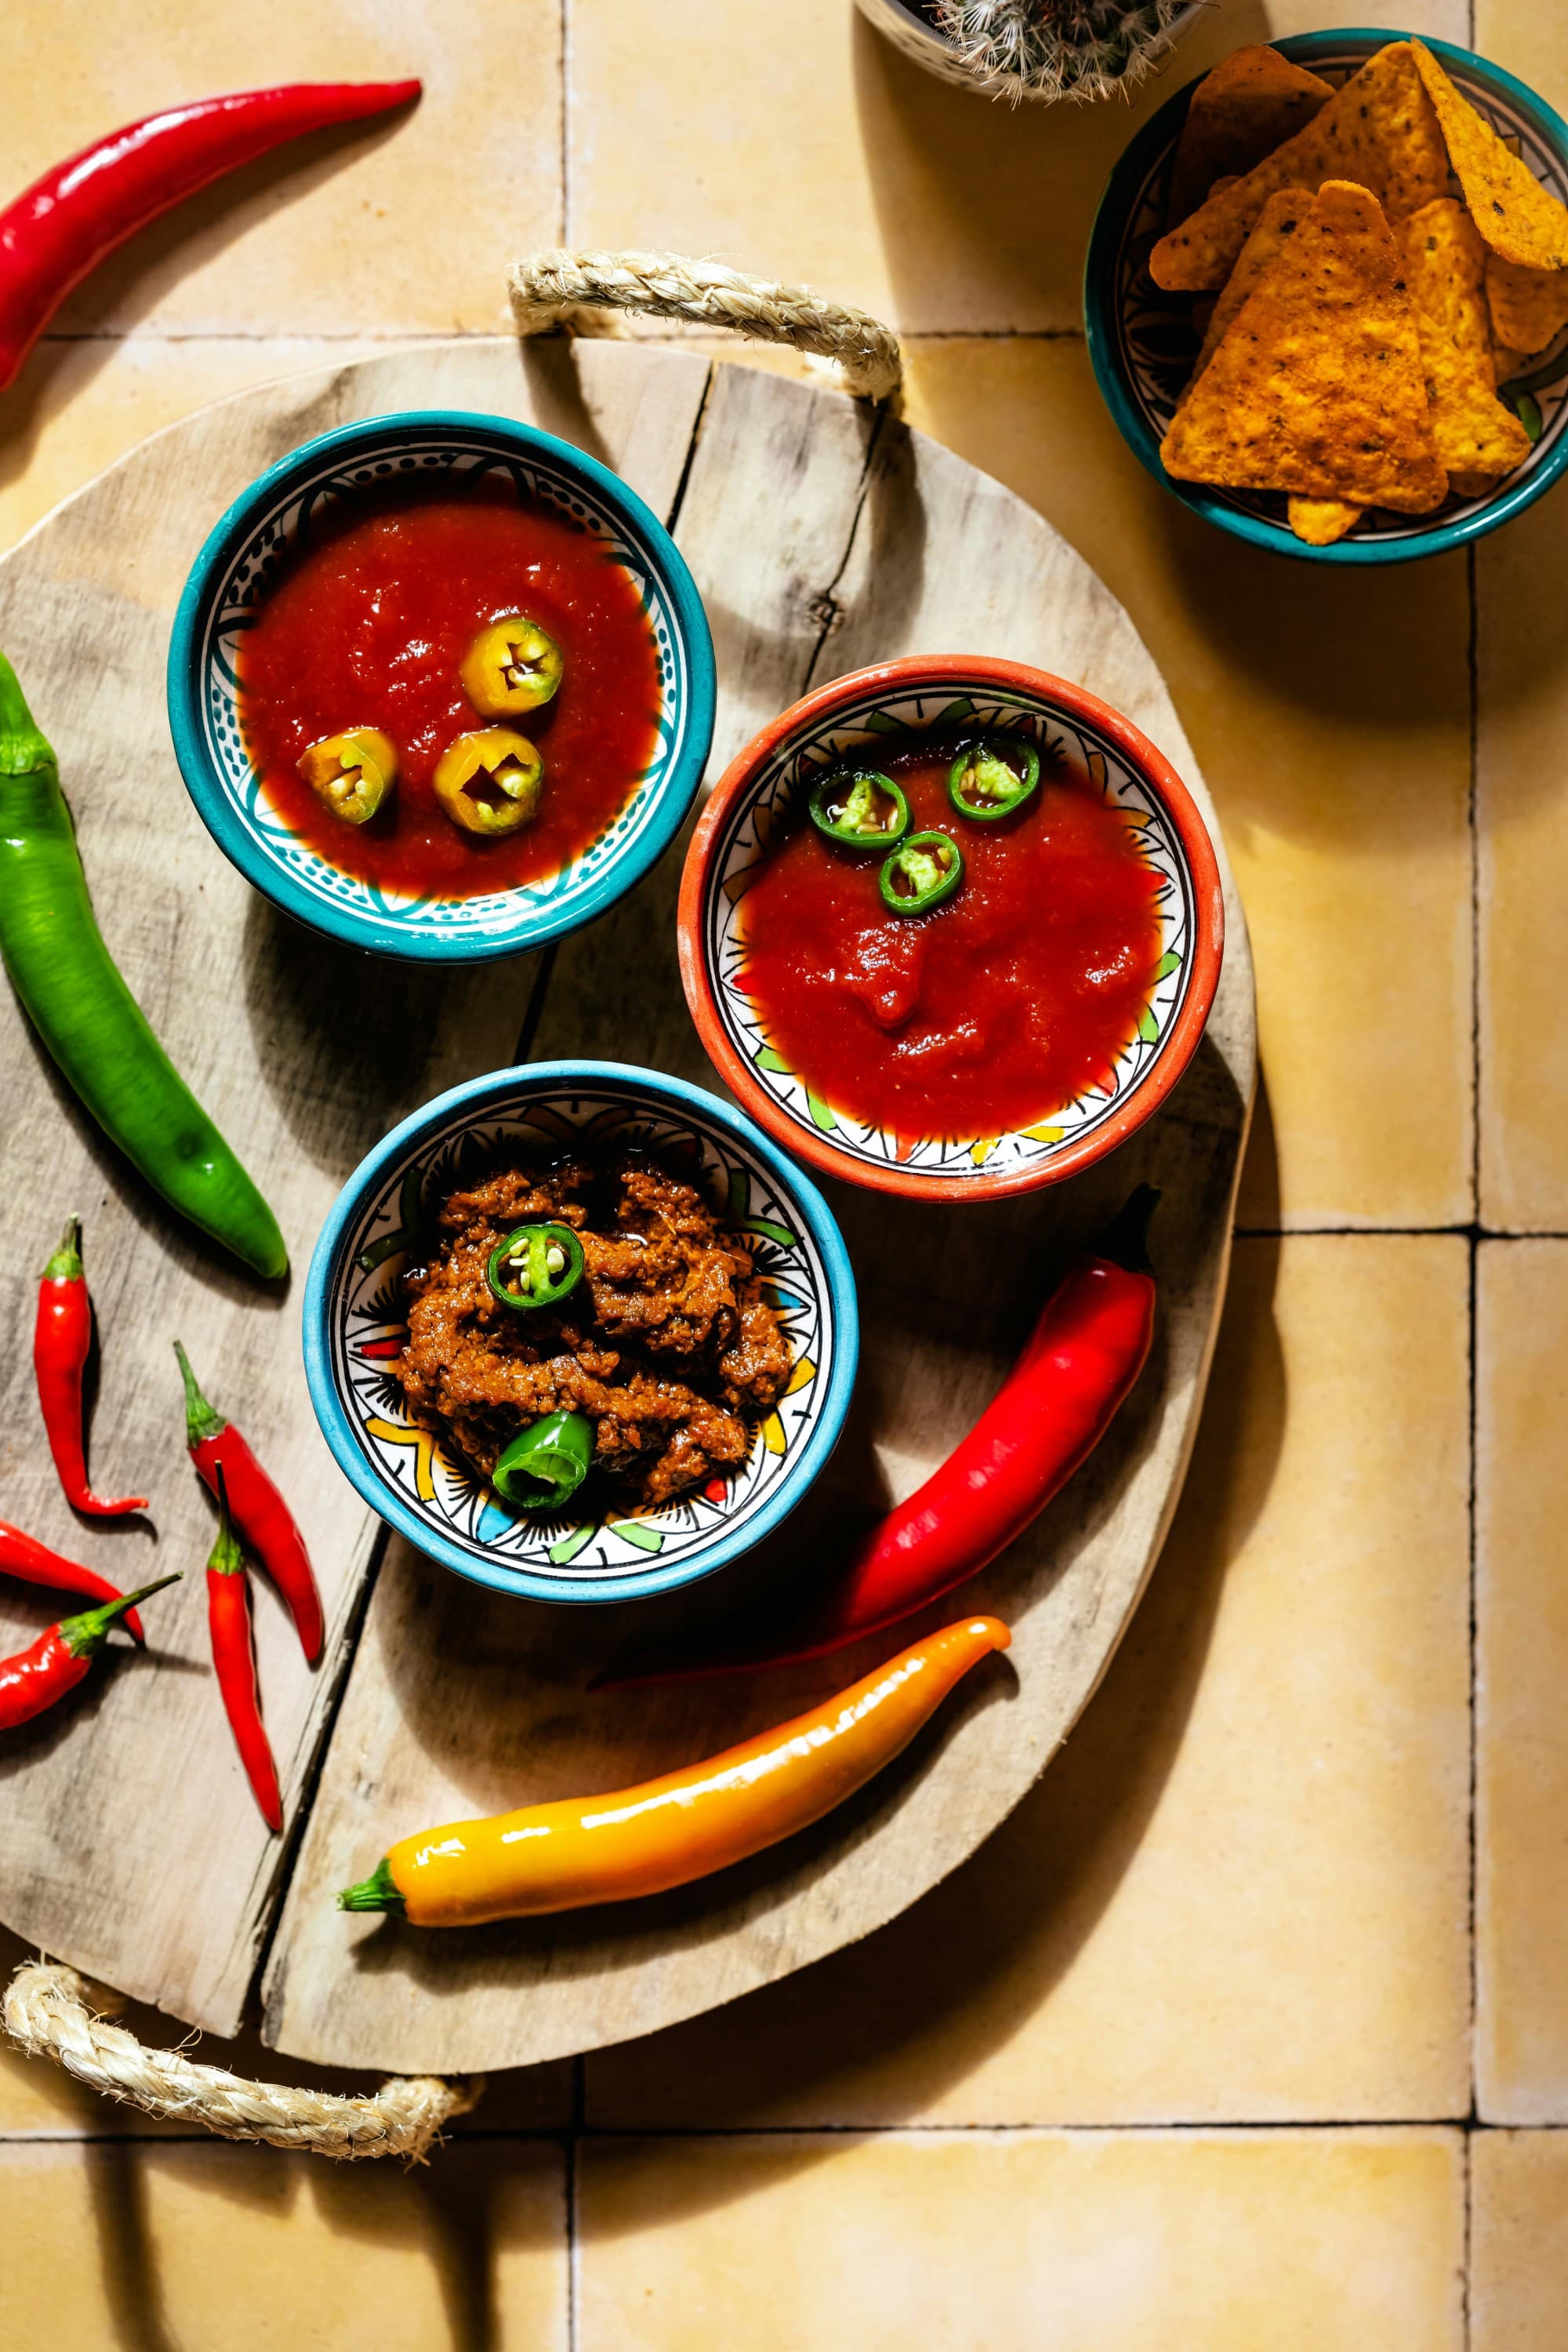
[[2, 0, 1565, 2341]]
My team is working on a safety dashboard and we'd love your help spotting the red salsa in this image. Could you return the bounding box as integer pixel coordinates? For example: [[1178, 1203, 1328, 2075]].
[[738, 735, 1164, 1142], [237, 478, 661, 898]]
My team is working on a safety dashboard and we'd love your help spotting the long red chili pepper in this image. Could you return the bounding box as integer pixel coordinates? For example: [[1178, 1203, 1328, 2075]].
[[0, 1573, 180, 1732], [0, 79, 422, 393], [0, 1518, 150, 1643], [606, 1187, 1160, 1688], [206, 1465, 282, 1831], [175, 1341, 322, 1664], [34, 1217, 148, 1518]]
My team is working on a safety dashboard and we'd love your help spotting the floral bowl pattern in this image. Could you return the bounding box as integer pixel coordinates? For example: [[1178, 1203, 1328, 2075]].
[[678, 655, 1224, 1203], [167, 411, 715, 961], [1085, 31, 1568, 564], [303, 1062, 859, 1604]]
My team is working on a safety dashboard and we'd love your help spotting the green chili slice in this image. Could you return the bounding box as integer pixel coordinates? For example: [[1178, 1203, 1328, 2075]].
[[808, 767, 910, 849], [879, 829, 964, 916], [948, 733, 1041, 822], [493, 1410, 594, 1511], [487, 1222, 586, 1312]]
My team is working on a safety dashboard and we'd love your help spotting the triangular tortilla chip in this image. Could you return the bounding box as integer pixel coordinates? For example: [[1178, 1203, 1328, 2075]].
[[1485, 250, 1568, 354], [1400, 201, 1533, 477], [1152, 43, 1448, 291], [1168, 45, 1333, 223], [1160, 181, 1447, 511], [1410, 40, 1568, 270], [1490, 342, 1527, 383], [1448, 470, 1503, 499], [1181, 187, 1316, 397], [1289, 497, 1363, 544]]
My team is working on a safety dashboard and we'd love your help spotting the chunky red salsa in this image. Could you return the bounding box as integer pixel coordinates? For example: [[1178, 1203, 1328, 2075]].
[[738, 735, 1164, 1142], [237, 478, 661, 898]]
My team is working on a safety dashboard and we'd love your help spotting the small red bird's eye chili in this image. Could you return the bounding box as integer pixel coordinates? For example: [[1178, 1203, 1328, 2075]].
[[175, 1341, 322, 1665], [34, 1217, 148, 1519], [0, 1573, 180, 1733], [0, 1517, 151, 1643], [604, 1188, 1160, 1688], [205, 1466, 281, 1832], [0, 80, 422, 393]]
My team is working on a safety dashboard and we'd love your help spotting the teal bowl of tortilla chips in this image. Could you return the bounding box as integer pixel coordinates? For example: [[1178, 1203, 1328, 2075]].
[[1085, 29, 1568, 563]]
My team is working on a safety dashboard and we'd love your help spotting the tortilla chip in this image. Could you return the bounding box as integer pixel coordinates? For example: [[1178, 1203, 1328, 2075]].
[[1410, 40, 1568, 270], [1399, 201, 1533, 477], [1182, 187, 1316, 397], [1289, 497, 1363, 544], [1152, 43, 1448, 291], [1448, 470, 1503, 498], [1485, 250, 1568, 354], [1490, 342, 1527, 383], [1160, 181, 1447, 512], [1401, 198, 1494, 367], [1168, 45, 1333, 223]]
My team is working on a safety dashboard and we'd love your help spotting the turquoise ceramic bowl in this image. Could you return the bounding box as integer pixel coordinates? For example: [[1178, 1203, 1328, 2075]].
[[303, 1062, 859, 1605], [167, 412, 716, 960], [1086, 30, 1568, 563]]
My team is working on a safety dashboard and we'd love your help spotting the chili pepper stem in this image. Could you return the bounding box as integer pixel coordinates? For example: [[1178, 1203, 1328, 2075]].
[[336, 1859, 405, 1915], [61, 1571, 182, 1658], [42, 1215, 83, 1283], [172, 1338, 228, 1447]]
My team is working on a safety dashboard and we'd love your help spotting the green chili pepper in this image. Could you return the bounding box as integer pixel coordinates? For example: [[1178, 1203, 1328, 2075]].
[[879, 829, 964, 916], [493, 1410, 594, 1511], [948, 733, 1041, 822], [0, 652, 287, 1279], [487, 1222, 586, 1311], [808, 767, 910, 849]]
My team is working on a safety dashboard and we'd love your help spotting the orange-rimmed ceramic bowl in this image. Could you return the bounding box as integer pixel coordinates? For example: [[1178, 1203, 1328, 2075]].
[[678, 655, 1225, 1203]]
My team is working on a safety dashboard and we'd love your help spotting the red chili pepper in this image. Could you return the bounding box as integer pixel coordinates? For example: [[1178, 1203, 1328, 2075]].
[[0, 79, 422, 393], [206, 1465, 281, 1832], [0, 1518, 150, 1643], [0, 1573, 180, 1732], [605, 1187, 1160, 1688], [34, 1217, 148, 1518], [175, 1341, 322, 1664]]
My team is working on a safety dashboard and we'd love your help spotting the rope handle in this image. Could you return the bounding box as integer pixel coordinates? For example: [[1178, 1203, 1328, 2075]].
[[4, 1960, 480, 2161], [508, 249, 902, 401]]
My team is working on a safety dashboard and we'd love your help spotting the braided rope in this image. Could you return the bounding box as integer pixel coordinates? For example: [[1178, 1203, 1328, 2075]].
[[508, 249, 902, 401], [3, 1960, 479, 2161]]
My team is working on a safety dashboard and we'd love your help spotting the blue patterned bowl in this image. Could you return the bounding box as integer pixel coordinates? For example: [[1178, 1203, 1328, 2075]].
[[303, 1062, 859, 1604], [167, 412, 716, 960], [1086, 31, 1568, 564]]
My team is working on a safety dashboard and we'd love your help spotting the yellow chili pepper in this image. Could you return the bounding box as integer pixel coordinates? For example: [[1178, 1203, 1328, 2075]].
[[296, 726, 397, 825], [336, 1614, 1011, 1926], [460, 613, 564, 717], [432, 726, 543, 837]]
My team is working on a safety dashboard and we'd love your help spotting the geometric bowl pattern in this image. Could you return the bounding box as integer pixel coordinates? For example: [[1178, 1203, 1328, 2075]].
[[168, 412, 716, 961], [1086, 31, 1568, 565], [303, 1062, 859, 1605]]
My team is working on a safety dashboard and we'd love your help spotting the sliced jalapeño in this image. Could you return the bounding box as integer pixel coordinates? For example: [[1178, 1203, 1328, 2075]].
[[879, 829, 964, 916], [948, 732, 1041, 822], [486, 1222, 586, 1311], [808, 766, 910, 850]]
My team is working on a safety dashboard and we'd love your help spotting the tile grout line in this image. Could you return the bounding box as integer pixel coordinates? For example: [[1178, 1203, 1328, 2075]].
[[5, 2117, 1548, 2149], [561, 0, 572, 247], [1464, 528, 1483, 2352]]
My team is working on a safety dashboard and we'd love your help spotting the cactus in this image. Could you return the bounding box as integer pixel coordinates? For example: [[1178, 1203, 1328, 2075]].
[[932, 0, 1190, 105]]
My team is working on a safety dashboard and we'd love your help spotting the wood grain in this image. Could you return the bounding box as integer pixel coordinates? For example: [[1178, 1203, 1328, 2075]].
[[0, 339, 711, 2035], [252, 349, 1256, 2075]]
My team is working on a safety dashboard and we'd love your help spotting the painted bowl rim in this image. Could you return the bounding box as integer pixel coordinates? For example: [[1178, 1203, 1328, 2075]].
[[166, 408, 717, 962], [677, 654, 1225, 1203], [302, 1059, 861, 1603], [1083, 27, 1568, 565]]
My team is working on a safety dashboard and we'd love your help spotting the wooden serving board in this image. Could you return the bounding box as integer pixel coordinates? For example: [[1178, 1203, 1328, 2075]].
[[0, 340, 1254, 2077]]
